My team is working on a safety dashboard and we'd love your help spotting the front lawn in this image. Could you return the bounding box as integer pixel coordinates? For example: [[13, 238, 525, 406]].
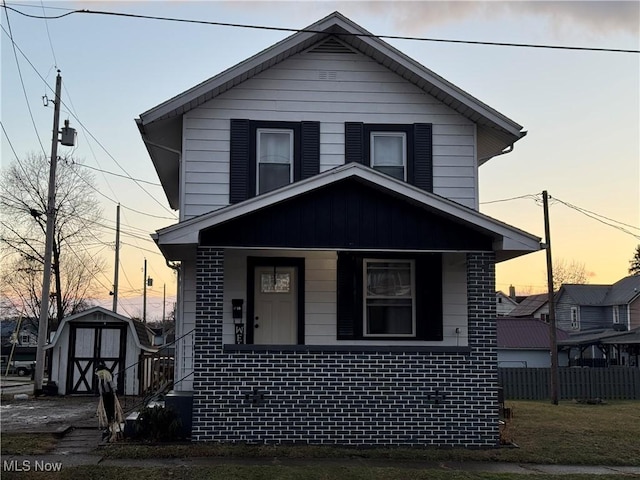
[[99, 400, 640, 466]]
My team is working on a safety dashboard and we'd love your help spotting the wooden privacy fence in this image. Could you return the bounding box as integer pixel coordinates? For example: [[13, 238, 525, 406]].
[[498, 367, 640, 400]]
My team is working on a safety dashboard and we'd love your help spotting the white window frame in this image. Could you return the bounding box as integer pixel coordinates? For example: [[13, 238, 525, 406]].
[[20, 334, 30, 344], [362, 259, 416, 338], [612, 305, 620, 324], [256, 128, 294, 195], [570, 306, 580, 330], [370, 132, 407, 181]]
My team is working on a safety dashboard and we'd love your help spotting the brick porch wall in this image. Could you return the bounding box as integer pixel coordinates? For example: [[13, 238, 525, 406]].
[[192, 247, 498, 446]]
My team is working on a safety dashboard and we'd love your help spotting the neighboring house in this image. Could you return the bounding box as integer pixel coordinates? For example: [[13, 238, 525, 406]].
[[45, 306, 155, 395], [137, 12, 540, 447], [555, 275, 640, 333], [558, 327, 640, 367], [497, 317, 569, 368], [508, 293, 549, 321], [496, 290, 519, 317], [1, 319, 38, 347]]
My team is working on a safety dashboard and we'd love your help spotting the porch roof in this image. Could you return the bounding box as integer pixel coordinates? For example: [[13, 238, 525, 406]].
[[153, 163, 541, 262]]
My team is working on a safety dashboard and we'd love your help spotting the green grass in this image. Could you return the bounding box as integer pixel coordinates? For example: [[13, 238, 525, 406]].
[[102, 401, 640, 466], [0, 433, 58, 455], [0, 465, 630, 480], [2, 400, 639, 480], [96, 400, 640, 466]]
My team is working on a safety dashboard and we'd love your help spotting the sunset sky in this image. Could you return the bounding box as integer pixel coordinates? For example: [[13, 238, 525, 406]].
[[2, 1, 638, 319]]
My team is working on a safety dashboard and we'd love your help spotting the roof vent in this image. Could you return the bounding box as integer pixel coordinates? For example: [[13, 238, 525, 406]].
[[308, 37, 357, 54]]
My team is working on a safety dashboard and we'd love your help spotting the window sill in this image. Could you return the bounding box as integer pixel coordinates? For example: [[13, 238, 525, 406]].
[[223, 344, 471, 354]]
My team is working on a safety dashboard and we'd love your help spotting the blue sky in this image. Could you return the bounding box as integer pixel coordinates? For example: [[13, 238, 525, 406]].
[[2, 1, 639, 317]]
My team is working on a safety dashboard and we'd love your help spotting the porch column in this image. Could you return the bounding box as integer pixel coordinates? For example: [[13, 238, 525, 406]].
[[466, 252, 499, 446], [192, 247, 224, 441]]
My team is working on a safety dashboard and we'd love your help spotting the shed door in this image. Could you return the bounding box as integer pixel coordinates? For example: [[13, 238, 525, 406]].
[[67, 323, 126, 395]]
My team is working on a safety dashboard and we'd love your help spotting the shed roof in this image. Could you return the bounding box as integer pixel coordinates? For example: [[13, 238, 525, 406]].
[[45, 306, 155, 351], [497, 317, 569, 349]]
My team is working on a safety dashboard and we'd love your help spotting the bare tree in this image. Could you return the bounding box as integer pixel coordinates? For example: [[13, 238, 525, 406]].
[[552, 258, 589, 291], [629, 245, 640, 276], [0, 154, 105, 329]]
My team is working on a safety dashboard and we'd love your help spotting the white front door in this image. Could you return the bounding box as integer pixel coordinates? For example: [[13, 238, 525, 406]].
[[254, 266, 297, 344]]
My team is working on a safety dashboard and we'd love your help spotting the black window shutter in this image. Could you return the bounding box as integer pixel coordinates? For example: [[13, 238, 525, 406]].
[[336, 252, 362, 339], [300, 121, 320, 180], [229, 119, 251, 203], [412, 123, 433, 193], [344, 122, 366, 165], [415, 253, 443, 340]]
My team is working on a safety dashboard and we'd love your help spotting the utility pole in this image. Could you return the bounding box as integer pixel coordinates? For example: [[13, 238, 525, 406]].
[[112, 204, 120, 312], [162, 283, 166, 322], [34, 72, 62, 395], [143, 258, 147, 323], [543, 190, 559, 405]]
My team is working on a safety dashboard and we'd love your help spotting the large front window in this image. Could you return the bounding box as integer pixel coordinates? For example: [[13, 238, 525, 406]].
[[257, 129, 294, 194], [370, 132, 406, 180], [363, 260, 415, 337]]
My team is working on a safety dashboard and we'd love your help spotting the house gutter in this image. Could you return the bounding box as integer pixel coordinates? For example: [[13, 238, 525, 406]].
[[478, 142, 515, 164]]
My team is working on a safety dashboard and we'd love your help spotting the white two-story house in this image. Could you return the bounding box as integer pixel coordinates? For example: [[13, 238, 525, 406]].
[[137, 12, 540, 447]]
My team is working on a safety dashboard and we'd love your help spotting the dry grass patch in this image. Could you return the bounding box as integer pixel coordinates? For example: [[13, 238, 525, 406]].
[[101, 400, 640, 466]]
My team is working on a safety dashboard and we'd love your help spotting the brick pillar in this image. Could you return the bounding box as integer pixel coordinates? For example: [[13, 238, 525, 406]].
[[466, 252, 499, 446], [192, 247, 224, 441]]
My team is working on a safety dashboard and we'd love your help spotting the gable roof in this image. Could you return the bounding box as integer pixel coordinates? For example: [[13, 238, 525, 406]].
[[137, 11, 526, 209], [153, 162, 541, 261], [508, 293, 548, 317], [45, 306, 154, 351], [496, 291, 519, 306], [558, 276, 640, 306], [498, 317, 570, 349]]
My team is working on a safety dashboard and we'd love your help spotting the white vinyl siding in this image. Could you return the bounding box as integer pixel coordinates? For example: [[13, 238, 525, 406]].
[[221, 250, 468, 347], [181, 52, 477, 219]]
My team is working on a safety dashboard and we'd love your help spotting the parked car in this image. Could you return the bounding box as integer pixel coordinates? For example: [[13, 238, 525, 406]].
[[1, 359, 35, 377]]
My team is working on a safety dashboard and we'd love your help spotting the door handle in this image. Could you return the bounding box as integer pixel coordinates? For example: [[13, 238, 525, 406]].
[[255, 316, 259, 328]]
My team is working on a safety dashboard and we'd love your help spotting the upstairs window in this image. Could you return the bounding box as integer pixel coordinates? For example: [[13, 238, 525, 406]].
[[344, 122, 433, 192], [370, 132, 407, 180], [570, 306, 580, 330], [257, 129, 294, 194], [230, 119, 320, 204], [612, 305, 620, 324]]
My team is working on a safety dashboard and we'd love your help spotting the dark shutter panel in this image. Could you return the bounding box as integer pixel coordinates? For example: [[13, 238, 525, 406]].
[[344, 122, 366, 165], [336, 252, 362, 339], [415, 253, 443, 341], [300, 121, 320, 180], [412, 123, 433, 193], [229, 119, 251, 203]]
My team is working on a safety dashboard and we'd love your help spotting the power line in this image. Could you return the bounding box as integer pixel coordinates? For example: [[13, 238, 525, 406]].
[[2, 4, 47, 156], [76, 163, 162, 187], [480, 193, 540, 205], [3, 5, 639, 54], [0, 23, 177, 219], [38, 0, 57, 68], [550, 196, 640, 240]]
